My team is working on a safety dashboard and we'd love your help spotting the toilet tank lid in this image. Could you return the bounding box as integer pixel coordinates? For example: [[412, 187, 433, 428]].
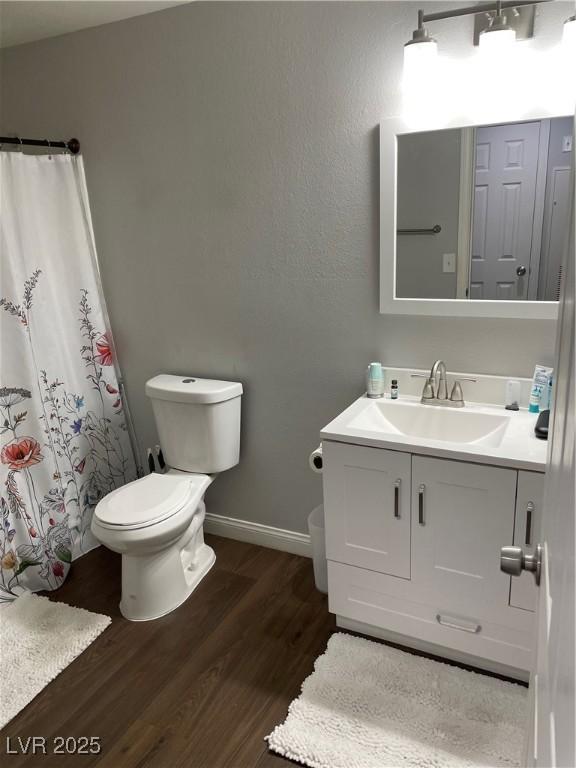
[[145, 374, 243, 404]]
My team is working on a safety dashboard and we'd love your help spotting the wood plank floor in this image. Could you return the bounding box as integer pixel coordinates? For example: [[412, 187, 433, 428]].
[[0, 536, 335, 768]]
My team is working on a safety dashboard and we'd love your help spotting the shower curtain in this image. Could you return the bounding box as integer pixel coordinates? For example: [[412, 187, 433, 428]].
[[0, 152, 137, 601]]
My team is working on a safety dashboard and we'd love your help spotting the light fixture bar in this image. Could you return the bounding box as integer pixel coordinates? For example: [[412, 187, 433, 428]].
[[421, 0, 551, 25]]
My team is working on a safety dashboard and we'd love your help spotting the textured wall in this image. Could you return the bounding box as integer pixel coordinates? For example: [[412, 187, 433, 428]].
[[0, 2, 565, 532]]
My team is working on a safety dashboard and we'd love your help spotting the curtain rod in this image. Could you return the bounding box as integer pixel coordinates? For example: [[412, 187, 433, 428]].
[[0, 136, 80, 154]]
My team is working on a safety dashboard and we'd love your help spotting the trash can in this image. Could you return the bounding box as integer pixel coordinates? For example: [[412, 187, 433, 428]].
[[308, 505, 328, 594]]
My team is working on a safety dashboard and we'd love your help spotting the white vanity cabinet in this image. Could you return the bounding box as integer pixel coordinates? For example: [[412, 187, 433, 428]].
[[411, 456, 517, 624], [323, 441, 545, 677], [323, 442, 411, 578]]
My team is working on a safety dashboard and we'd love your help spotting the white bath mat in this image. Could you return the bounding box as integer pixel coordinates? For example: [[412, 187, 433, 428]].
[[0, 592, 111, 728], [267, 633, 528, 768]]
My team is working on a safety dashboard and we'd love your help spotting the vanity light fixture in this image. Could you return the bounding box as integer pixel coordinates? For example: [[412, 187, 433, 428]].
[[404, 9, 438, 78], [403, 0, 560, 68], [478, 3, 517, 51]]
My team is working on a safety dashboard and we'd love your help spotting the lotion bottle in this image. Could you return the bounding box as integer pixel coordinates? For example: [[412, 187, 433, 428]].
[[366, 362, 384, 398], [529, 365, 553, 413]]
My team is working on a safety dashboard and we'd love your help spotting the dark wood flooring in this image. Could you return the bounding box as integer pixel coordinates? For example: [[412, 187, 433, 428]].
[[0, 536, 335, 768]]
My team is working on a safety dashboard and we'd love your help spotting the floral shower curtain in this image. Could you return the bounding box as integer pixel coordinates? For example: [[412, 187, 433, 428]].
[[0, 152, 137, 601]]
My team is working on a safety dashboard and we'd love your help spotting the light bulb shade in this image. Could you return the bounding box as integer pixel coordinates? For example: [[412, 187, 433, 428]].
[[403, 39, 438, 85], [563, 16, 576, 50], [479, 26, 516, 52]]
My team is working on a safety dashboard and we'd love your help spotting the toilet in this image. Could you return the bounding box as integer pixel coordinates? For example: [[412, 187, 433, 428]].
[[91, 374, 243, 621]]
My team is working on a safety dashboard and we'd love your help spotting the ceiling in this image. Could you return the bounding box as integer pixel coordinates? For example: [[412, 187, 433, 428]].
[[0, 1, 191, 48]]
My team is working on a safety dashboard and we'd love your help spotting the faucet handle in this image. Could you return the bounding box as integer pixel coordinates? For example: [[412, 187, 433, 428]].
[[449, 378, 476, 403], [422, 380, 435, 400], [411, 373, 435, 400]]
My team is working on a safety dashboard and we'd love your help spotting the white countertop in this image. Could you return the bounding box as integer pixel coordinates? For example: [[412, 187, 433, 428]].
[[320, 394, 547, 472]]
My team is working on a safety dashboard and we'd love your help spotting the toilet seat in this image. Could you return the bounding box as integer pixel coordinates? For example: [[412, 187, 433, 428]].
[[95, 472, 211, 530]]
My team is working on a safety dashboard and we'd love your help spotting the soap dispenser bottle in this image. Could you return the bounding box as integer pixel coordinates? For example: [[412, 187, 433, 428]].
[[366, 362, 384, 398]]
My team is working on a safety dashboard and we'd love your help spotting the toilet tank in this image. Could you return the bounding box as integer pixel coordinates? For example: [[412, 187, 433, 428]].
[[145, 375, 243, 473]]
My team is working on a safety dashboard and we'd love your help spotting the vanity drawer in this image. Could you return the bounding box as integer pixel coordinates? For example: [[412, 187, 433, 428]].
[[328, 560, 535, 671]]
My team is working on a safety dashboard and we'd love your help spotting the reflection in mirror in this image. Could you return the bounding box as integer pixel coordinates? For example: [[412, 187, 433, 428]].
[[396, 117, 573, 301]]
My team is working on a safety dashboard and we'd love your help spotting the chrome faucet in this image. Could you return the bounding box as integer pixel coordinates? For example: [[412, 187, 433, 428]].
[[411, 360, 476, 408], [431, 360, 448, 400]]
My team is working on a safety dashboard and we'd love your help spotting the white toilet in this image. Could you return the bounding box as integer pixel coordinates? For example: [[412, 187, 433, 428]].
[[91, 374, 243, 621]]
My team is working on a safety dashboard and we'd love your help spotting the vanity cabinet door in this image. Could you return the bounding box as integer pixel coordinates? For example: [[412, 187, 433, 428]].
[[323, 442, 411, 579], [411, 456, 517, 623], [510, 471, 544, 612]]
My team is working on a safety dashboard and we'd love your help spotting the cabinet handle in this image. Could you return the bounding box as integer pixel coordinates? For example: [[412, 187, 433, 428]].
[[525, 502, 534, 546], [418, 484, 425, 525], [394, 479, 401, 519], [436, 614, 481, 634]]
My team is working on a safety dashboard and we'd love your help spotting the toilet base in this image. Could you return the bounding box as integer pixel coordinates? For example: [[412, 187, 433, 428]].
[[119, 512, 215, 621]]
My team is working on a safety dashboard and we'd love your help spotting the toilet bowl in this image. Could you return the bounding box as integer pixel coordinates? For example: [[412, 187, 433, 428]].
[[91, 374, 243, 621], [92, 470, 215, 621]]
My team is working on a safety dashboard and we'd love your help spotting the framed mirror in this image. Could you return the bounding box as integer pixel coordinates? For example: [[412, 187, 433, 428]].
[[380, 112, 574, 318]]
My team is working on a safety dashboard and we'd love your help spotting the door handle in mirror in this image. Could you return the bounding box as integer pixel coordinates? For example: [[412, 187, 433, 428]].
[[516, 265, 527, 277], [500, 544, 542, 586]]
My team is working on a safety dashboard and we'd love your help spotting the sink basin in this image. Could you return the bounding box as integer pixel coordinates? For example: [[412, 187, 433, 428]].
[[320, 391, 546, 471], [347, 400, 510, 447]]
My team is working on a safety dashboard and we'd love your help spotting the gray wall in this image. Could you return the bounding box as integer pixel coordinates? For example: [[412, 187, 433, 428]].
[[397, 129, 461, 298], [0, 2, 563, 533]]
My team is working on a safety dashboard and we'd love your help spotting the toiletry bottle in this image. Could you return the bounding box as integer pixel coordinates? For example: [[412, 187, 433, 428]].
[[529, 365, 553, 414], [528, 387, 542, 414], [505, 379, 521, 411], [390, 379, 399, 400], [541, 373, 553, 411], [366, 362, 384, 398], [155, 445, 166, 473]]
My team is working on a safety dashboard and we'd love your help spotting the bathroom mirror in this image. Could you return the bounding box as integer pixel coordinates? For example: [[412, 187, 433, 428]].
[[380, 112, 574, 318]]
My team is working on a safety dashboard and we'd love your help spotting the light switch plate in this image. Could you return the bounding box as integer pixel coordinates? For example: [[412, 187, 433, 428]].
[[443, 253, 456, 273]]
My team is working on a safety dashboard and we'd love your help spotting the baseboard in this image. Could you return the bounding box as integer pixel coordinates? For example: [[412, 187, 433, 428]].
[[204, 513, 312, 558]]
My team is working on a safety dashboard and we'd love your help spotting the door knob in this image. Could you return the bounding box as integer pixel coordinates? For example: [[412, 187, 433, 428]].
[[516, 265, 527, 277], [500, 544, 542, 586]]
